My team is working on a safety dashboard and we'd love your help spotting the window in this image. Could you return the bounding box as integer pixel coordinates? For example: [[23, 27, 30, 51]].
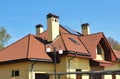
[[69, 37, 80, 45], [112, 74, 116, 79], [35, 73, 49, 79], [97, 44, 102, 54], [11, 69, 19, 77], [76, 69, 82, 79]]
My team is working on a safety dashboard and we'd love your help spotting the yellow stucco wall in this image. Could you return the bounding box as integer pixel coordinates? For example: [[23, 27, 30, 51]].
[[1, 56, 120, 79], [29, 62, 54, 79], [0, 62, 30, 79], [0, 61, 55, 79], [66, 56, 90, 79], [56, 56, 67, 79], [104, 62, 120, 79]]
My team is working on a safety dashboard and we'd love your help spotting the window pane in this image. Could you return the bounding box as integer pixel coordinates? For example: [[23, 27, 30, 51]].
[[15, 70, 19, 76], [97, 45, 102, 54]]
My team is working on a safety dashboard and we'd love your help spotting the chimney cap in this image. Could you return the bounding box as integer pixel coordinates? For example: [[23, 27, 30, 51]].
[[36, 24, 43, 28], [47, 13, 59, 19], [81, 23, 90, 27]]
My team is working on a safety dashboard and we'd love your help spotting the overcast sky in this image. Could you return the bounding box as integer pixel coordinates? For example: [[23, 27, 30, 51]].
[[0, 0, 120, 46]]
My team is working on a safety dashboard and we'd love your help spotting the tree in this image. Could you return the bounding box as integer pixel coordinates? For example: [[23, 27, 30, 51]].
[[0, 27, 11, 50], [107, 37, 120, 50]]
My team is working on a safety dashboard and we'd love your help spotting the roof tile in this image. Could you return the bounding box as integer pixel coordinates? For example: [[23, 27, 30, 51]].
[[80, 33, 103, 58], [0, 34, 51, 62]]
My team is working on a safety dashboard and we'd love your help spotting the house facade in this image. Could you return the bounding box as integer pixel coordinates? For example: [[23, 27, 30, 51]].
[[0, 13, 120, 79]]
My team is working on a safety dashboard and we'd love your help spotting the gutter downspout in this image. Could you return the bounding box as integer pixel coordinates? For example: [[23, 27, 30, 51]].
[[68, 53, 77, 78], [31, 61, 38, 79]]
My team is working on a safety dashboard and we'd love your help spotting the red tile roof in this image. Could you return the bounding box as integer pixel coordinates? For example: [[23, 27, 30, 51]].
[[90, 59, 113, 67], [0, 34, 51, 62], [80, 33, 103, 58], [40, 26, 90, 57], [79, 32, 116, 61], [113, 50, 120, 61], [45, 35, 66, 52], [0, 25, 117, 63], [61, 34, 89, 55]]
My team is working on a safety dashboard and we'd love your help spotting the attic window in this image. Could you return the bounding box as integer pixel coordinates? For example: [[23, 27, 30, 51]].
[[97, 44, 102, 54], [69, 37, 80, 45]]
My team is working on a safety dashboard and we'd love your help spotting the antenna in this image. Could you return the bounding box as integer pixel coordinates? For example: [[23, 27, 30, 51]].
[[80, 17, 83, 33]]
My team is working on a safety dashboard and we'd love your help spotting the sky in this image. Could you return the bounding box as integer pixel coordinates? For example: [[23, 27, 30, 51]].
[[0, 0, 120, 46]]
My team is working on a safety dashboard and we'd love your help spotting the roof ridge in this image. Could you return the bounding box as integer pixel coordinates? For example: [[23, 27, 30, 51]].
[[26, 34, 32, 58], [80, 32, 103, 38], [37, 30, 47, 37], [59, 25, 71, 34], [78, 37, 91, 56], [60, 25, 82, 36], [0, 34, 34, 52], [87, 32, 103, 35], [59, 32, 68, 51]]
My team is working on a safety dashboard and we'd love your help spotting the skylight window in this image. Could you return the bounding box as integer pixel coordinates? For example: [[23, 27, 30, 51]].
[[69, 37, 80, 45]]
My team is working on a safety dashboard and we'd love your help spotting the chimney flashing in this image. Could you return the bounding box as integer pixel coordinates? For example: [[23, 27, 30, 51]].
[[47, 13, 59, 19]]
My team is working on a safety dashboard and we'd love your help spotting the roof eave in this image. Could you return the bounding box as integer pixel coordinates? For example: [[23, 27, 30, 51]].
[[67, 51, 91, 58], [0, 58, 28, 65], [28, 58, 52, 62], [0, 58, 52, 65]]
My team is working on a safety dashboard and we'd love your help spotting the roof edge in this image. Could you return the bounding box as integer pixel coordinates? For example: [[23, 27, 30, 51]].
[[26, 34, 31, 58], [0, 58, 52, 65], [0, 58, 28, 65], [0, 34, 35, 52], [60, 25, 82, 36]]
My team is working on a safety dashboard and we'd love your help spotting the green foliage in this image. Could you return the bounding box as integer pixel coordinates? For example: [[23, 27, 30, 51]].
[[0, 27, 11, 50], [107, 37, 120, 50]]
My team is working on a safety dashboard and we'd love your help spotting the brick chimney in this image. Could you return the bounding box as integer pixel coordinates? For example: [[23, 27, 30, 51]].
[[36, 24, 43, 36], [81, 23, 90, 35], [47, 13, 60, 42]]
